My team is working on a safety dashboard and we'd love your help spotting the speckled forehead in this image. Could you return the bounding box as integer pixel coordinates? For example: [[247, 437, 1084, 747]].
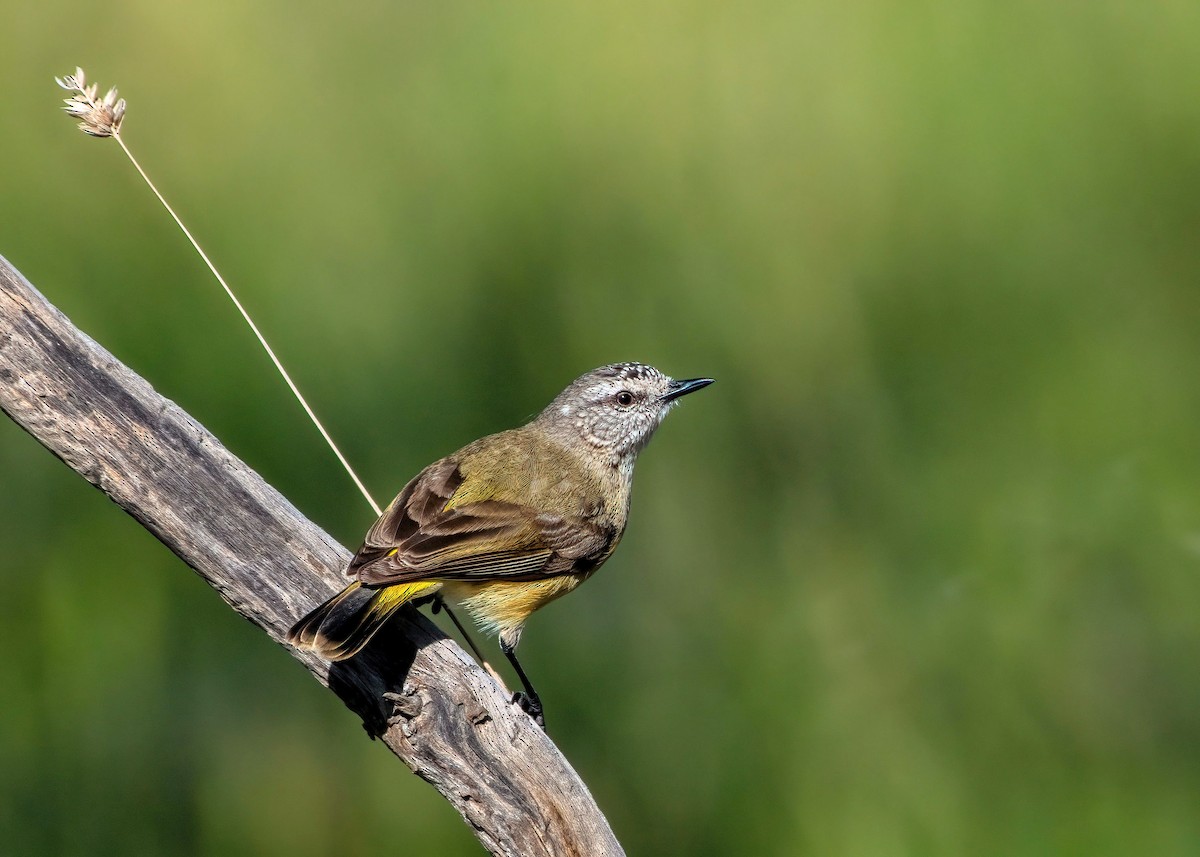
[[596, 362, 666, 384]]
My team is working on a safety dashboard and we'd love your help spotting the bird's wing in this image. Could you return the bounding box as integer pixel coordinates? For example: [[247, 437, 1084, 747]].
[[349, 457, 614, 586]]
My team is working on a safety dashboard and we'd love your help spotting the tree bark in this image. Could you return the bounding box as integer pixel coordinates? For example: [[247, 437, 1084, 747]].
[[0, 254, 623, 857]]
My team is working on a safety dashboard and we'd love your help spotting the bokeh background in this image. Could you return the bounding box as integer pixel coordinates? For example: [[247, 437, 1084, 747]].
[[3, 2, 1200, 854]]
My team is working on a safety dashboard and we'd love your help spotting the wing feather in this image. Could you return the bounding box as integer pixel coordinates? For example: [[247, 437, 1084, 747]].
[[348, 455, 616, 587]]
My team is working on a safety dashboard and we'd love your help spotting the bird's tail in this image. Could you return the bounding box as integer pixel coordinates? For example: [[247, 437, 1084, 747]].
[[287, 580, 441, 660]]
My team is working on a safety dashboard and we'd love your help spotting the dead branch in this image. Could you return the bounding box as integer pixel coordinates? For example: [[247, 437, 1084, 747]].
[[0, 253, 623, 857]]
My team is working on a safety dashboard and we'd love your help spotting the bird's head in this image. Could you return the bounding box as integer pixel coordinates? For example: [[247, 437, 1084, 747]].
[[536, 362, 713, 462]]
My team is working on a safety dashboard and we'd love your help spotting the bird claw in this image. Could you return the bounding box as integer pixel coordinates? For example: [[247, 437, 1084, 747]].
[[512, 691, 545, 729]]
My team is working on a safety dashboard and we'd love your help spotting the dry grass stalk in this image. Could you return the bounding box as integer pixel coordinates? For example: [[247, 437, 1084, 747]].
[[51, 67, 493, 670]]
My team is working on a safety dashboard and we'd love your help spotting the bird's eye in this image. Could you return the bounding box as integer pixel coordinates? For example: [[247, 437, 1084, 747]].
[[616, 391, 634, 407]]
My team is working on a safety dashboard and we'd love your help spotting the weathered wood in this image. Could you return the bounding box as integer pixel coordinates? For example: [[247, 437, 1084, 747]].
[[0, 254, 623, 857]]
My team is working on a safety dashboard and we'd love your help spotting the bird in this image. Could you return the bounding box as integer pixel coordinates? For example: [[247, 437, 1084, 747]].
[[287, 362, 713, 727]]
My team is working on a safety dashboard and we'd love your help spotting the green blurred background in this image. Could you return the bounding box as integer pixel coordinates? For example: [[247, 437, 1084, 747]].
[[3, 1, 1200, 854]]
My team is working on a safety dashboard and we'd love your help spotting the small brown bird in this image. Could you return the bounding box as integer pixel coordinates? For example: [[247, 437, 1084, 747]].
[[288, 362, 713, 726]]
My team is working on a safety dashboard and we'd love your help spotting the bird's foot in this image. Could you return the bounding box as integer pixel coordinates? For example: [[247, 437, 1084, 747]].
[[512, 691, 545, 730]]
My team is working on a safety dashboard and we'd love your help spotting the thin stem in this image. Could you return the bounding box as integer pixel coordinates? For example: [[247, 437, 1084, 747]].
[[108, 129, 489, 668], [112, 133, 383, 518]]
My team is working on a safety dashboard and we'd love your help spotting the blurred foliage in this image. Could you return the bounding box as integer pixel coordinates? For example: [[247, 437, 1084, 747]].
[[3, 1, 1200, 854]]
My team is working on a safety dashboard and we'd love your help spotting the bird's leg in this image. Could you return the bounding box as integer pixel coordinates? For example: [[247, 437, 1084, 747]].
[[410, 590, 480, 657], [415, 593, 490, 669], [500, 639, 545, 729]]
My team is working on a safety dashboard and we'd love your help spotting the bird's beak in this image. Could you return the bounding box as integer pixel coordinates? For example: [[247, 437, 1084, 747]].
[[662, 377, 715, 402]]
